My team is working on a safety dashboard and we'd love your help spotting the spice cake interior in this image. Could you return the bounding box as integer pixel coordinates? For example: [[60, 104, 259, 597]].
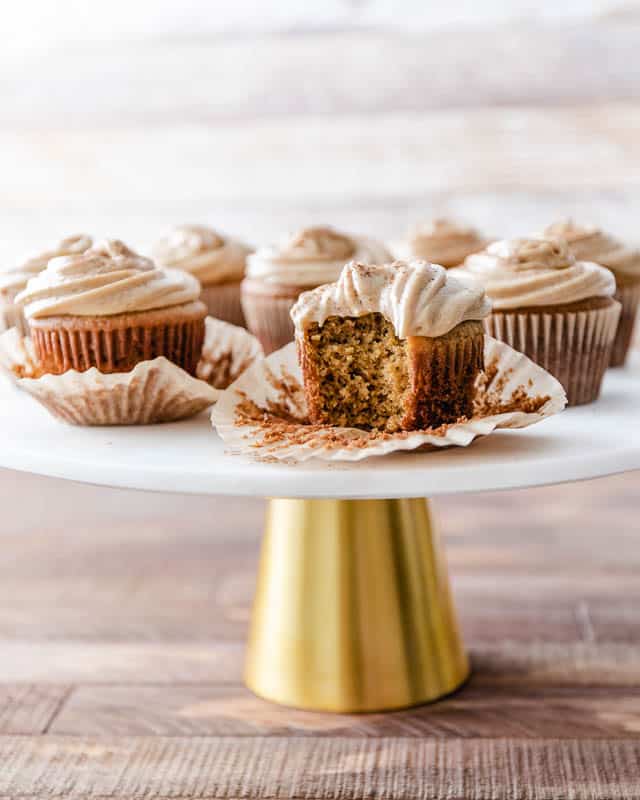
[[301, 313, 409, 431], [300, 312, 484, 432]]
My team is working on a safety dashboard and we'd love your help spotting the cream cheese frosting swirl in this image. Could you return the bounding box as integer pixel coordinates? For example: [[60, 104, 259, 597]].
[[246, 226, 392, 287], [455, 237, 616, 310], [0, 234, 93, 295], [542, 220, 640, 277], [392, 218, 488, 267], [16, 239, 201, 319], [153, 225, 251, 285], [291, 259, 491, 338]]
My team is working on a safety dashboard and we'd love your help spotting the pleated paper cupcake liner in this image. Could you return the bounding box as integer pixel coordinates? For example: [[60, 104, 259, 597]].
[[200, 281, 246, 328], [610, 282, 640, 367], [0, 316, 263, 425], [211, 336, 566, 462], [29, 308, 206, 376], [485, 302, 621, 406], [241, 286, 299, 354], [196, 316, 263, 389]]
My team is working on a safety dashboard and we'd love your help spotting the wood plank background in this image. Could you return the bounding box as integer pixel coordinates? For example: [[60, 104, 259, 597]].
[[2, 1, 640, 795], [0, 466, 637, 796], [2, 3, 640, 259]]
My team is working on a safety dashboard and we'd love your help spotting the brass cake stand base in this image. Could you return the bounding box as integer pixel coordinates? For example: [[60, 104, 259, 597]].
[[245, 497, 469, 712]]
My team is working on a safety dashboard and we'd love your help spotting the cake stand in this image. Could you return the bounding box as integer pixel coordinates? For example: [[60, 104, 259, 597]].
[[0, 359, 638, 713]]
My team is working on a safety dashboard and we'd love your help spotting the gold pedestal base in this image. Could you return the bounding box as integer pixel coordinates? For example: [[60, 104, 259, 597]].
[[245, 498, 469, 712]]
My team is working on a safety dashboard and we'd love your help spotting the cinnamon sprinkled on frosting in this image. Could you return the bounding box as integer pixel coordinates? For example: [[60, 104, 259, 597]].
[[392, 218, 488, 268], [291, 259, 490, 339], [153, 225, 251, 285], [279, 227, 356, 262], [542, 220, 640, 277], [17, 239, 201, 319], [455, 237, 616, 310], [246, 226, 391, 287]]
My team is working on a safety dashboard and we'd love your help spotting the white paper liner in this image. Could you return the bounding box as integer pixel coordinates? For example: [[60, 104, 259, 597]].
[[200, 282, 245, 328], [611, 282, 640, 367], [211, 336, 567, 462], [0, 328, 218, 426], [486, 302, 620, 405], [197, 316, 264, 389]]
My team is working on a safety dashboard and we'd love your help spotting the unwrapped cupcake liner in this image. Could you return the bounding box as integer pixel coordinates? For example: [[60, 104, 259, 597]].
[[485, 302, 621, 406], [200, 281, 246, 328], [196, 316, 263, 389], [241, 287, 298, 354], [610, 282, 640, 367], [211, 336, 566, 462], [0, 316, 262, 425]]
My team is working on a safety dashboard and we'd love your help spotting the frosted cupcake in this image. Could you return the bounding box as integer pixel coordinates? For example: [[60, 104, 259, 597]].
[[241, 226, 391, 353], [543, 221, 640, 366], [0, 235, 92, 336], [153, 225, 251, 328], [391, 218, 488, 268], [291, 259, 490, 431], [16, 239, 207, 376], [456, 237, 620, 406]]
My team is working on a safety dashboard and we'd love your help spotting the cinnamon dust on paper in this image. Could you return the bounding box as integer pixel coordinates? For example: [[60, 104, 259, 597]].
[[232, 357, 549, 456]]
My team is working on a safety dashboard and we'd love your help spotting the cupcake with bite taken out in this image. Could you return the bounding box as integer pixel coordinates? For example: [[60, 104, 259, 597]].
[[0, 234, 93, 336], [291, 259, 490, 432], [390, 218, 489, 268], [455, 237, 620, 406], [153, 225, 251, 328], [16, 239, 207, 376], [542, 220, 640, 367], [241, 226, 391, 353]]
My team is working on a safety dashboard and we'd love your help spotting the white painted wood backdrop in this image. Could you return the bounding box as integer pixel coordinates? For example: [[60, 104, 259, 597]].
[[2, 1, 640, 260]]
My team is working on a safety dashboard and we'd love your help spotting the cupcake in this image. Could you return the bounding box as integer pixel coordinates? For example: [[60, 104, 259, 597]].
[[0, 234, 93, 336], [543, 220, 640, 366], [153, 225, 251, 328], [241, 226, 391, 353], [16, 239, 207, 376], [455, 237, 620, 406], [291, 259, 490, 432], [390, 218, 489, 267]]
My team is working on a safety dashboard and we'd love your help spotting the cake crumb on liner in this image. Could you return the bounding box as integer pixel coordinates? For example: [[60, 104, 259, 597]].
[[211, 337, 567, 462]]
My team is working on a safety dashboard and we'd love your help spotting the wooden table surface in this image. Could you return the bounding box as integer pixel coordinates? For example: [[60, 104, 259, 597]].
[[0, 467, 637, 798]]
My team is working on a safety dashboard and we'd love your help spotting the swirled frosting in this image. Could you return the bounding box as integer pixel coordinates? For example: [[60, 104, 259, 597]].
[[542, 220, 640, 277], [153, 225, 251, 285], [391, 218, 488, 267], [0, 234, 93, 295], [455, 237, 616, 310], [16, 239, 201, 319], [291, 259, 491, 338], [246, 226, 392, 287]]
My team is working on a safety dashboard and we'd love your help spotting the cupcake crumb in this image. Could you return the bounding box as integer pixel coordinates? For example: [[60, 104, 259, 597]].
[[231, 359, 549, 457]]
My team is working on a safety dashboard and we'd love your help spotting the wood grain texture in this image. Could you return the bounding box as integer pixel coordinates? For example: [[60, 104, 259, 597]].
[[2, 103, 640, 261], [5, 25, 640, 126], [1, 640, 639, 688], [0, 685, 71, 734], [4, 0, 638, 44], [0, 469, 637, 794], [5, 106, 640, 200], [0, 736, 639, 798], [50, 684, 640, 738]]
